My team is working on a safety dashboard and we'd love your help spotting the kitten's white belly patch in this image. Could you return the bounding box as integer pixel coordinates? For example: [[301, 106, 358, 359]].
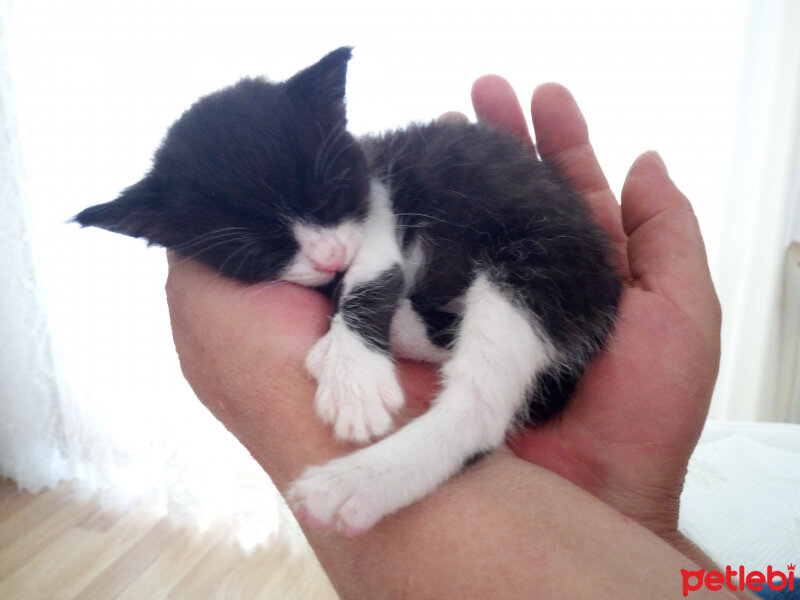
[[389, 299, 451, 364]]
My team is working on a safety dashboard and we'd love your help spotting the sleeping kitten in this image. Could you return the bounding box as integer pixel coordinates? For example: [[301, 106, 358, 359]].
[[75, 47, 621, 535]]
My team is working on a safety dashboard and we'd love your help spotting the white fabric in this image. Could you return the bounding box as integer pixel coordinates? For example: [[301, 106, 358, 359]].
[[0, 16, 68, 490], [0, 6, 295, 549], [680, 420, 800, 569]]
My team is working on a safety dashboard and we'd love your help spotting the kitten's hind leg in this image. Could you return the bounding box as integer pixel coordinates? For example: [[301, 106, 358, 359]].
[[290, 273, 556, 534]]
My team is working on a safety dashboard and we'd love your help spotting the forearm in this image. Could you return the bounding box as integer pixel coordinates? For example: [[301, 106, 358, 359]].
[[167, 260, 745, 599], [286, 452, 740, 600], [662, 531, 757, 600], [200, 350, 736, 600]]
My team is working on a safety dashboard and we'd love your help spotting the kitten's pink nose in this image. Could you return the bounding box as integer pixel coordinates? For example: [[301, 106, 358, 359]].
[[308, 235, 347, 273]]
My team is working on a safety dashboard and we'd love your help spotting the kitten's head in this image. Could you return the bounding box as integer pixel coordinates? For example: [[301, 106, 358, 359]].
[[75, 46, 368, 286]]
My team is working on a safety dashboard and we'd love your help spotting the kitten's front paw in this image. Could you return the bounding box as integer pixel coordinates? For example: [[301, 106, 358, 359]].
[[306, 319, 404, 443], [288, 457, 395, 536]]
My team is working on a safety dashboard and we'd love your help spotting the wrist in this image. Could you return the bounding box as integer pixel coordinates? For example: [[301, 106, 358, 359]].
[[300, 454, 744, 600]]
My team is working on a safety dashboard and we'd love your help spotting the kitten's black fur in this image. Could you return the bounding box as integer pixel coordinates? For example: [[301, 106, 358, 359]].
[[77, 47, 623, 532], [77, 47, 369, 283], [362, 121, 620, 420], [76, 46, 621, 425]]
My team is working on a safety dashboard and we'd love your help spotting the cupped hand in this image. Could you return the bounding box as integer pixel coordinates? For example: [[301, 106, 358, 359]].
[[164, 77, 733, 598], [472, 76, 721, 535], [166, 78, 721, 543]]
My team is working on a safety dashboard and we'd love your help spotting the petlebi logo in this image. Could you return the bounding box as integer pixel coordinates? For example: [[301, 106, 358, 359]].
[[681, 563, 795, 596]]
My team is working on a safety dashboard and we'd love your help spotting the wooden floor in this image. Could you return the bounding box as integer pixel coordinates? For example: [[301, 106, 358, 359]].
[[0, 479, 338, 599]]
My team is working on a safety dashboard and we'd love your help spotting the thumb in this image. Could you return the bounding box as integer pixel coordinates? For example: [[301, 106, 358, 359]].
[[621, 152, 721, 336]]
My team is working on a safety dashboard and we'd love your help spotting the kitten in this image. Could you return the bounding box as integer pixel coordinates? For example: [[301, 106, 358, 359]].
[[75, 47, 621, 535]]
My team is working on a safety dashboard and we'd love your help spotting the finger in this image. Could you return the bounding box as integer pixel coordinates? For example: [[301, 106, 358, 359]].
[[471, 74, 533, 147], [621, 152, 721, 334], [530, 83, 626, 246]]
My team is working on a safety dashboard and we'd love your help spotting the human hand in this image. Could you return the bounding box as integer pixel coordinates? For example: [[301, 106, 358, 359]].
[[165, 78, 727, 598], [471, 76, 721, 537]]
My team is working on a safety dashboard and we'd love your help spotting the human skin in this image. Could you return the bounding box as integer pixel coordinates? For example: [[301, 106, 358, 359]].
[[472, 77, 722, 553], [165, 79, 749, 598]]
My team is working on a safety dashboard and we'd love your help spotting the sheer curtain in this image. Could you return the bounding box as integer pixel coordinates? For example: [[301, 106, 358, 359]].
[[0, 15, 67, 491], [0, 0, 303, 549], [711, 0, 800, 422], [3, 0, 794, 549]]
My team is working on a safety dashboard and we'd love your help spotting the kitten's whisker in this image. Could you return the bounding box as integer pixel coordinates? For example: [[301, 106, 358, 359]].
[[322, 168, 354, 198], [315, 122, 349, 180], [393, 212, 466, 228], [313, 121, 335, 177], [219, 240, 261, 279], [177, 234, 259, 263], [322, 137, 358, 183], [172, 227, 251, 253], [173, 226, 249, 246], [313, 121, 330, 179], [325, 167, 353, 185]]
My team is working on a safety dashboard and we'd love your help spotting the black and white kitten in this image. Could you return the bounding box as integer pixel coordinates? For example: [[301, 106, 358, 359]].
[[76, 47, 621, 535]]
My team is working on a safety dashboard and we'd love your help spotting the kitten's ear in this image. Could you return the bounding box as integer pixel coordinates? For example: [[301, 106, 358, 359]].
[[74, 176, 170, 245], [286, 46, 353, 121]]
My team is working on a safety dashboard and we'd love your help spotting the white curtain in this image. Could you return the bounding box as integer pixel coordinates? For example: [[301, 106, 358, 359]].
[[0, 0, 299, 550], [0, 18, 67, 489], [1, 0, 795, 548], [711, 0, 800, 422]]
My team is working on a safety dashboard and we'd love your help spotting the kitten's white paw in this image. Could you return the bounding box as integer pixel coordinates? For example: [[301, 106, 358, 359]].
[[306, 319, 404, 443], [288, 456, 397, 536]]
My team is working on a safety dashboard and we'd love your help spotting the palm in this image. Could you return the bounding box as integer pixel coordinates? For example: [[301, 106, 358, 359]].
[[509, 287, 716, 531], [469, 78, 721, 531]]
